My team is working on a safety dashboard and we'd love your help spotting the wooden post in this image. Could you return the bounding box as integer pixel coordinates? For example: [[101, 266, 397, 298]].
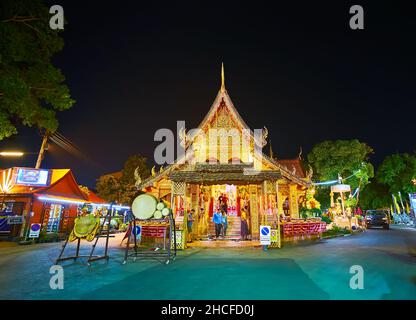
[[35, 131, 50, 169]]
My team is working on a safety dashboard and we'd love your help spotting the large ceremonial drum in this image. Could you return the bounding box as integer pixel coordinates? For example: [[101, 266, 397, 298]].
[[154, 210, 163, 219], [73, 214, 98, 238], [132, 194, 158, 219], [156, 202, 165, 211], [161, 207, 171, 217]]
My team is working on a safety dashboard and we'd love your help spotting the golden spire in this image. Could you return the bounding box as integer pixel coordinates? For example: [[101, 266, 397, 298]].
[[269, 139, 274, 159], [220, 62, 225, 92]]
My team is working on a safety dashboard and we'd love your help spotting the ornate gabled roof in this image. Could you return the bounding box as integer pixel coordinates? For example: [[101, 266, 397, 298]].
[[197, 88, 250, 132], [276, 158, 307, 179], [137, 65, 310, 189], [254, 151, 309, 187], [188, 64, 262, 144]]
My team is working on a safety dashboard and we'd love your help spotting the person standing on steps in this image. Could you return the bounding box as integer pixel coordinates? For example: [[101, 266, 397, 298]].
[[212, 209, 223, 239], [241, 208, 249, 240], [221, 209, 228, 238]]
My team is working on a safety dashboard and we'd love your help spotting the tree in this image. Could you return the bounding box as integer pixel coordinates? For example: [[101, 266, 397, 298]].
[[96, 175, 122, 204], [314, 187, 331, 209], [307, 140, 374, 208], [96, 155, 150, 205], [376, 153, 416, 195], [308, 140, 374, 190], [120, 154, 150, 186], [0, 0, 75, 140], [359, 181, 391, 210]]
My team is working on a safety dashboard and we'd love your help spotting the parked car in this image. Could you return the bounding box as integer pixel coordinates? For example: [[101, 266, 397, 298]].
[[365, 210, 390, 229]]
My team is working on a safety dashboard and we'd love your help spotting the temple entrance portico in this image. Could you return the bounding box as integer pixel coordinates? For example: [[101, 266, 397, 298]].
[[168, 162, 281, 241]]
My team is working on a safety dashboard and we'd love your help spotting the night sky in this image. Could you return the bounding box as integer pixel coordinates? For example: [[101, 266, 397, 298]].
[[1, 1, 415, 188]]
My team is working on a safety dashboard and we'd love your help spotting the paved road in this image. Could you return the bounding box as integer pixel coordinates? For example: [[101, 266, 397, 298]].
[[0, 226, 415, 299]]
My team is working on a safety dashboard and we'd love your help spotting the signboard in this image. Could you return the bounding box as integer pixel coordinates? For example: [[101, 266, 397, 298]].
[[29, 223, 41, 238], [270, 229, 281, 248], [132, 225, 142, 239], [270, 229, 278, 242], [259, 225, 271, 245], [141, 226, 167, 238], [170, 230, 185, 250], [15, 168, 50, 187], [7, 215, 24, 225]]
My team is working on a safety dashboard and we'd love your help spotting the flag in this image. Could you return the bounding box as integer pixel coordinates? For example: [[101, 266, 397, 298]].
[[398, 191, 406, 213], [392, 194, 401, 214]]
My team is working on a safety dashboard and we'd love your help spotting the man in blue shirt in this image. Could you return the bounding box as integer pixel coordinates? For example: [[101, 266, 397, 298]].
[[212, 210, 223, 239]]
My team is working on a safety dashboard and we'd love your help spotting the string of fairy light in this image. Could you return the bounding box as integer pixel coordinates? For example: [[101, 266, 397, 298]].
[[312, 166, 364, 187]]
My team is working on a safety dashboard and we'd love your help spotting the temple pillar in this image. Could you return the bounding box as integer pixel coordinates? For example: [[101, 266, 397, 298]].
[[277, 192, 285, 216], [171, 181, 186, 249], [249, 184, 259, 240], [260, 181, 266, 225], [190, 184, 199, 236], [275, 181, 281, 248], [289, 184, 299, 219]]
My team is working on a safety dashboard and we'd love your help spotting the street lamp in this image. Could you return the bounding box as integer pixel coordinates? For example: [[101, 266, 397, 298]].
[[0, 151, 24, 157]]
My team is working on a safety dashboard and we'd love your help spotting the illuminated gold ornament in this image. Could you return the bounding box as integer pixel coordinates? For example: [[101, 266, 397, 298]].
[[305, 186, 321, 210], [412, 178, 416, 186], [0, 169, 15, 194], [220, 62, 225, 93], [306, 198, 320, 210]]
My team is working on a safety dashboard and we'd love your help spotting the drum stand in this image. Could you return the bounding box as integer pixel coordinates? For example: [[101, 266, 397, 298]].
[[55, 208, 113, 266], [122, 212, 177, 265]]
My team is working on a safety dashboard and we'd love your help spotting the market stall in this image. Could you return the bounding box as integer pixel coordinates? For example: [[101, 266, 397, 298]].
[[0, 167, 129, 241]]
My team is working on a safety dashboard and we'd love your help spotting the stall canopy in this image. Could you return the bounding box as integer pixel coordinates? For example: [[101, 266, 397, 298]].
[[0, 167, 106, 205]]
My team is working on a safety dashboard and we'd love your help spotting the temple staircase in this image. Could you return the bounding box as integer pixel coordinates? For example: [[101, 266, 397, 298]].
[[207, 215, 241, 240]]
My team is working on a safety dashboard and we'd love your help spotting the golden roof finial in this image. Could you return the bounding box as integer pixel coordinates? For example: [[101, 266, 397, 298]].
[[220, 62, 225, 92]]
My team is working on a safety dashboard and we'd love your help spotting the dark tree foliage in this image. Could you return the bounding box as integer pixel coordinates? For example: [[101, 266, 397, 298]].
[[0, 0, 74, 140], [359, 181, 391, 210], [377, 153, 416, 194], [96, 155, 150, 205]]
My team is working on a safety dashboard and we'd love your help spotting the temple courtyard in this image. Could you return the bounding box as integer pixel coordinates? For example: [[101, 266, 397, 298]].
[[0, 225, 415, 300]]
